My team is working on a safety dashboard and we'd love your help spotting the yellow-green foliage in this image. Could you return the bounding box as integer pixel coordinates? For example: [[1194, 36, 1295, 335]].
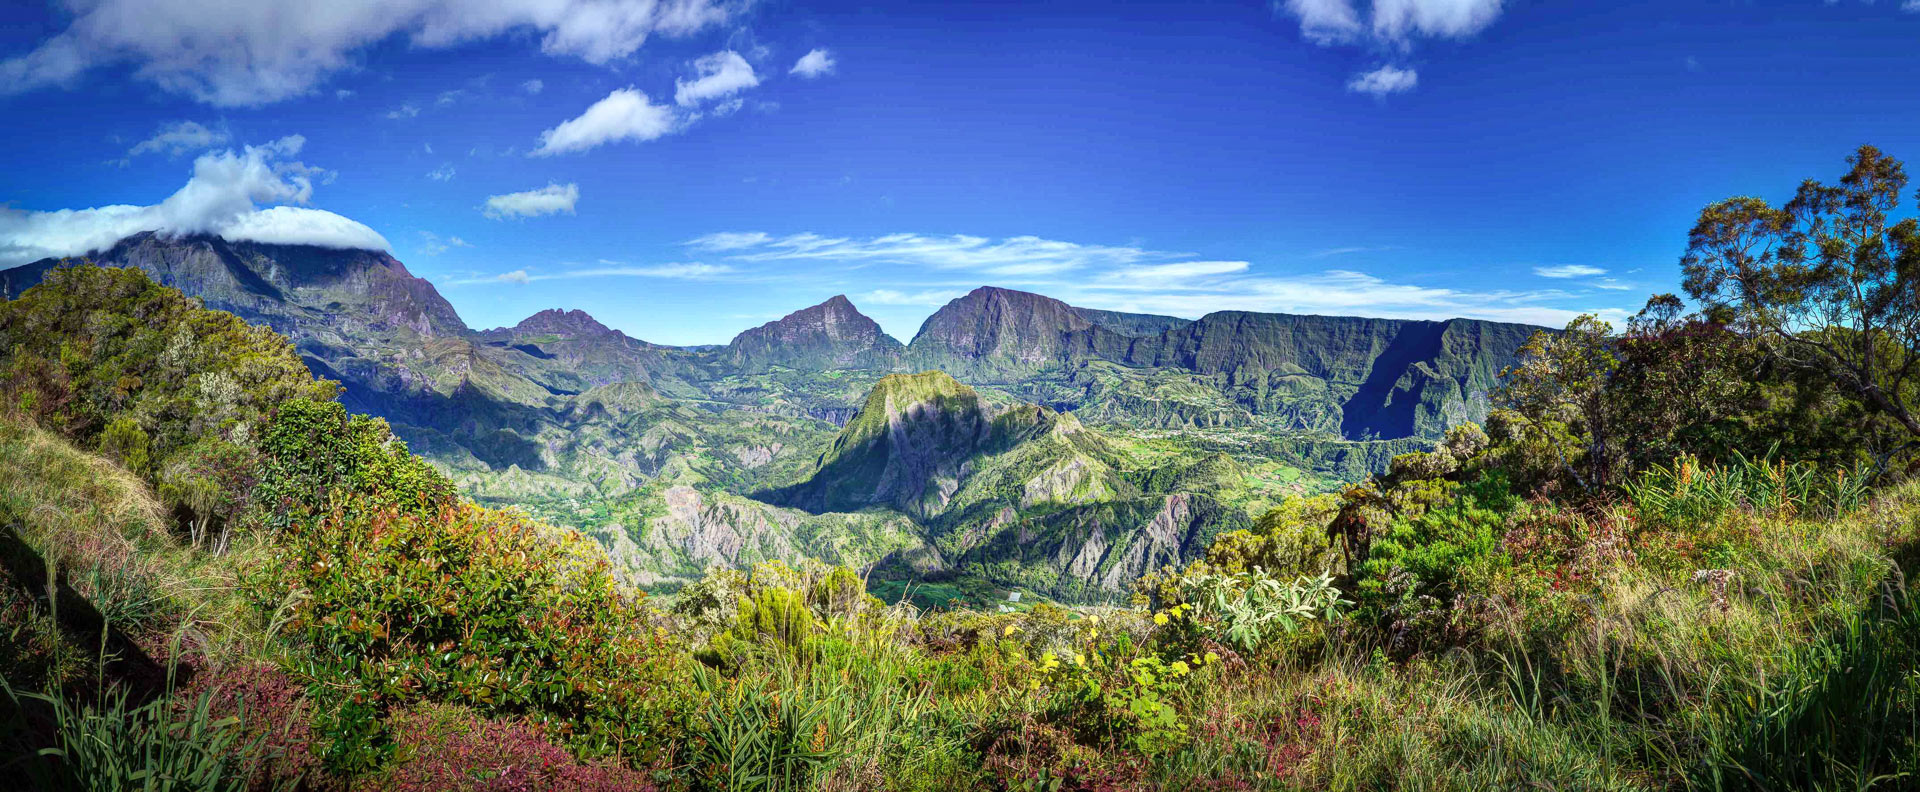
[[256, 398, 456, 523], [261, 499, 691, 773], [0, 264, 336, 473]]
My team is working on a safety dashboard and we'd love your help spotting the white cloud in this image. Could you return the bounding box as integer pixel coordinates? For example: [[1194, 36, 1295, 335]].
[[335, 89, 354, 99], [522, 78, 544, 94], [1275, 0, 1505, 94], [1279, 0, 1363, 45], [448, 260, 730, 285], [674, 50, 759, 107], [417, 230, 472, 255], [1347, 65, 1418, 96], [690, 232, 1168, 276], [128, 120, 230, 157], [427, 163, 456, 181], [0, 137, 388, 266], [1533, 264, 1606, 278], [531, 88, 676, 156], [1371, 0, 1505, 40], [790, 48, 836, 78], [386, 103, 420, 119], [686, 231, 770, 250], [482, 183, 579, 219], [1068, 268, 1606, 327], [1310, 245, 1395, 257], [0, 0, 733, 107], [1903, 0, 1919, 11], [1094, 261, 1251, 289]]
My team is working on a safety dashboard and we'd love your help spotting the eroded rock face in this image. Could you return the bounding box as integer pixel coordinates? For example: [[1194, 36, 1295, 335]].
[[623, 486, 942, 587]]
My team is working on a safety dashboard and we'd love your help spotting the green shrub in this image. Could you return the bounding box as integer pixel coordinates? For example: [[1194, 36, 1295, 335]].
[[0, 264, 335, 480], [260, 501, 690, 774], [256, 399, 455, 524], [1359, 473, 1518, 615]]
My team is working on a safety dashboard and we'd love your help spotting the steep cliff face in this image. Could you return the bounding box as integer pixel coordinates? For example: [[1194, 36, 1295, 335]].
[[899, 287, 1533, 440], [725, 295, 904, 373], [10, 231, 468, 340], [1125, 312, 1534, 439], [1071, 306, 1193, 337]]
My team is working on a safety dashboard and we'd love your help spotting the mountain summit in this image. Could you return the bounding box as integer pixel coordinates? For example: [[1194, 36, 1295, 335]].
[[726, 294, 904, 373]]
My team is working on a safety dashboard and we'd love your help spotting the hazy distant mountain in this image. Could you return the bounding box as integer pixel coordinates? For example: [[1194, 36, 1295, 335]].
[[726, 295, 904, 373]]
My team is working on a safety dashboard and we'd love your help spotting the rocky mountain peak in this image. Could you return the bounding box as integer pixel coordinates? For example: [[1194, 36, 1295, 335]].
[[906, 286, 1121, 375], [503, 308, 616, 339], [725, 294, 903, 372]]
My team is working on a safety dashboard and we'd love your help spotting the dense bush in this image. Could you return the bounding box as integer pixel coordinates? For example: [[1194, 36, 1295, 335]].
[[261, 501, 691, 773], [0, 263, 336, 484], [256, 398, 456, 524]]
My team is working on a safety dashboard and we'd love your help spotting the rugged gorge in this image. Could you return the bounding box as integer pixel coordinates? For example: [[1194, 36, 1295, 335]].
[[2, 234, 1544, 600]]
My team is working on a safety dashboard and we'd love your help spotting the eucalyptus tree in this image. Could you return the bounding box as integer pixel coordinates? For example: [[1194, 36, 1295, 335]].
[[1681, 145, 1920, 443]]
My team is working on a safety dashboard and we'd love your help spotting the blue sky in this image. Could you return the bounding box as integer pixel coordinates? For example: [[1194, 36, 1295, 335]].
[[4, 0, 1920, 344]]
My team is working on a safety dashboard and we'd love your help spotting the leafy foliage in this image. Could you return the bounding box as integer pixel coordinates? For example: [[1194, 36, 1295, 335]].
[[260, 501, 691, 773]]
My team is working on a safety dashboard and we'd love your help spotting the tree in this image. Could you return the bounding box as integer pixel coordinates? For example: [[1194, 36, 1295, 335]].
[[1681, 145, 1920, 447], [1498, 315, 1619, 489]]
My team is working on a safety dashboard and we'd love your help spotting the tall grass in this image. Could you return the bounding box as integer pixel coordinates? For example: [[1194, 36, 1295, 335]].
[[1622, 448, 1872, 529], [0, 676, 288, 792]]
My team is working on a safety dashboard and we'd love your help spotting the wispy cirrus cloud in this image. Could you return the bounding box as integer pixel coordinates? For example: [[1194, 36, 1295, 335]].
[[128, 120, 230, 157], [1347, 65, 1417, 97], [417, 230, 470, 256], [1309, 245, 1396, 258], [686, 232, 1168, 275], [1533, 264, 1606, 278], [447, 260, 731, 286], [696, 229, 1630, 328], [859, 288, 966, 306]]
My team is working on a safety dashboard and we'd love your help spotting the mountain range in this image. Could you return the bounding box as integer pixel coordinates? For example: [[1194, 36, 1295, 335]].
[[2, 233, 1541, 600]]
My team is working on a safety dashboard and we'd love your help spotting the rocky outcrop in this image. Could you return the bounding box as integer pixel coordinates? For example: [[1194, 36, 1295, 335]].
[[621, 486, 942, 586]]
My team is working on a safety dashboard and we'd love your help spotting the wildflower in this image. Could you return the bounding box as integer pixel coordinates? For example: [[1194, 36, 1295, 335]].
[[1204, 651, 1220, 664], [1154, 612, 1169, 626], [1073, 652, 1086, 666], [1088, 614, 1099, 625], [1170, 660, 1190, 676], [1003, 624, 1018, 637]]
